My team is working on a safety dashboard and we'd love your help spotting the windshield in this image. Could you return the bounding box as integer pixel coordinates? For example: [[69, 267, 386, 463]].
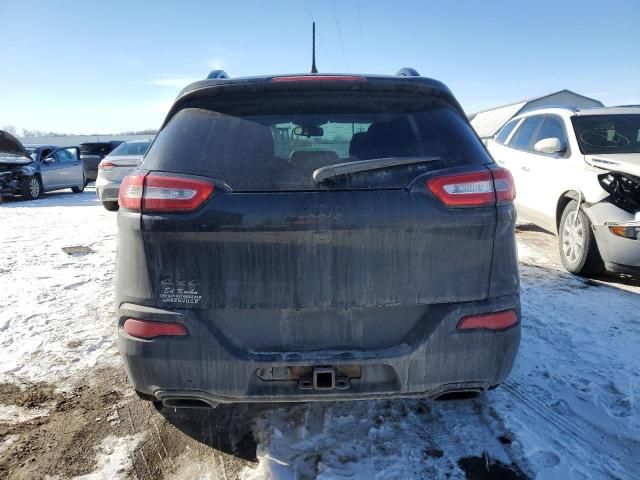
[[108, 141, 151, 156], [143, 93, 490, 191], [572, 114, 640, 154]]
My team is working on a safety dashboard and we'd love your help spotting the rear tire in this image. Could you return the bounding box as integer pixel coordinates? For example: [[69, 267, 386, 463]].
[[559, 200, 604, 276], [103, 201, 119, 211], [71, 182, 85, 194], [21, 175, 42, 200]]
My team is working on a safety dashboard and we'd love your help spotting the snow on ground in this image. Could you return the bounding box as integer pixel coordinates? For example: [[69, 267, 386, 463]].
[[1, 191, 640, 479], [73, 433, 144, 480], [0, 403, 51, 424], [0, 189, 119, 385]]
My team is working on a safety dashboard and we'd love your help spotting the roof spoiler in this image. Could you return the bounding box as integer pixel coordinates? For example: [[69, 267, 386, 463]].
[[396, 68, 420, 77], [207, 70, 230, 79]]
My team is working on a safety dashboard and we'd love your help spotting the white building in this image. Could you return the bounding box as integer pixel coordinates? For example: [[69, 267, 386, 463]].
[[469, 90, 603, 142]]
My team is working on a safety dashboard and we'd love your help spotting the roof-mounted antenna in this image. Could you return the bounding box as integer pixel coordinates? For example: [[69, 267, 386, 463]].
[[311, 22, 318, 73]]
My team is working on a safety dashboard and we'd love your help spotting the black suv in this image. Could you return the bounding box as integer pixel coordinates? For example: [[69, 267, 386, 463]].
[[116, 70, 520, 408], [80, 141, 122, 183]]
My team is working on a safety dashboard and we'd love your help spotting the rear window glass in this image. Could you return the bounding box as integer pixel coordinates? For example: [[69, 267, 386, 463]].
[[143, 93, 491, 191], [80, 143, 117, 156], [109, 141, 151, 156]]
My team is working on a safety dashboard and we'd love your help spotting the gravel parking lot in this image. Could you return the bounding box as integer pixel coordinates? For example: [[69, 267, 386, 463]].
[[1, 189, 639, 480]]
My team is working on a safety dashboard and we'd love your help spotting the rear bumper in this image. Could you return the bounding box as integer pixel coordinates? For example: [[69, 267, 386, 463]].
[[118, 294, 521, 404], [95, 177, 120, 202]]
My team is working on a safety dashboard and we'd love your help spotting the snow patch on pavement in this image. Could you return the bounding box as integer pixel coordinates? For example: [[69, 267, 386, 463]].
[[0, 190, 119, 385], [0, 403, 51, 423], [490, 260, 640, 479], [0, 434, 19, 456], [73, 433, 144, 480]]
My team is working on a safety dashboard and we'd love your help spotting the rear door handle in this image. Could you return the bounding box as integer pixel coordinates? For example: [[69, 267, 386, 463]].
[[521, 166, 530, 172]]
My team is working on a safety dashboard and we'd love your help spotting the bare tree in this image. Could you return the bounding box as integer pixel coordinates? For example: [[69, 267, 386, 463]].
[[2, 125, 18, 136]]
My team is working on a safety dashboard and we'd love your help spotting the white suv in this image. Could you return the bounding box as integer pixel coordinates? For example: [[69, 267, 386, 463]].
[[488, 106, 640, 276]]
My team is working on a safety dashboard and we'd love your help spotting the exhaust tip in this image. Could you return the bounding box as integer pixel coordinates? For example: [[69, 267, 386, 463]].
[[433, 390, 482, 402], [161, 397, 218, 409]]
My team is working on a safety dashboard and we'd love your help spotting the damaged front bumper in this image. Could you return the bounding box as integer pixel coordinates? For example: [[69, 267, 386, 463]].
[[585, 202, 640, 272], [0, 169, 21, 195]]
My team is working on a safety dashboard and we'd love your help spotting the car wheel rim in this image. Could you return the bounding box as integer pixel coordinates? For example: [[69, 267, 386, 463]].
[[562, 210, 584, 264], [29, 178, 40, 197]]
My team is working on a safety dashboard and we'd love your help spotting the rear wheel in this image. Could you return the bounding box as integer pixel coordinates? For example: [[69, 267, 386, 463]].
[[102, 201, 119, 211], [559, 200, 604, 276], [21, 175, 42, 200], [71, 177, 85, 193]]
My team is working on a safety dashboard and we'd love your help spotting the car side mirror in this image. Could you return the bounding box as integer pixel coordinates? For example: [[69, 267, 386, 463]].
[[43, 156, 55, 164], [534, 137, 565, 154]]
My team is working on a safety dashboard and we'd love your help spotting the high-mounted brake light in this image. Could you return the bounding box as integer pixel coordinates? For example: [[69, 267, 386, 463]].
[[457, 310, 518, 331], [271, 75, 366, 83], [427, 167, 516, 208], [123, 318, 188, 339], [98, 161, 114, 171], [118, 172, 214, 213]]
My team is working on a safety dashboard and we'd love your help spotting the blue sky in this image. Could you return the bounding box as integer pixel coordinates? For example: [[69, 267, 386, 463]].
[[0, 0, 638, 134]]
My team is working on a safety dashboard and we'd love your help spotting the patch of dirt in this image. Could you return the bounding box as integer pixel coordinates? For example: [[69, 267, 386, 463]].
[[0, 368, 257, 480], [0, 368, 131, 479], [66, 339, 83, 349], [0, 382, 59, 409], [458, 454, 528, 480]]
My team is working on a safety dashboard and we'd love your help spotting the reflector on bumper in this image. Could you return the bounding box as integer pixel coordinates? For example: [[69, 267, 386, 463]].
[[123, 318, 188, 339]]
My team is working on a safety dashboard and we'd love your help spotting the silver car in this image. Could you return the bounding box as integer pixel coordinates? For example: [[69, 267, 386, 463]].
[[0, 133, 85, 200], [95, 139, 152, 210]]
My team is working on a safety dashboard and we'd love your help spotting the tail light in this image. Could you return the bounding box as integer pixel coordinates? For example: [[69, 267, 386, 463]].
[[428, 171, 495, 207], [123, 318, 188, 339], [457, 310, 518, 331], [119, 172, 145, 210], [98, 161, 114, 171], [427, 167, 515, 207], [491, 167, 516, 205], [119, 172, 214, 213]]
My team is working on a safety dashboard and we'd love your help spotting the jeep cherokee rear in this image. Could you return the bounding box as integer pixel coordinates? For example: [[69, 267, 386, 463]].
[[116, 71, 521, 407]]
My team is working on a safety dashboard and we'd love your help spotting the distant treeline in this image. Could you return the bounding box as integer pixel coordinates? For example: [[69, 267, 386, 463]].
[[2, 125, 158, 138]]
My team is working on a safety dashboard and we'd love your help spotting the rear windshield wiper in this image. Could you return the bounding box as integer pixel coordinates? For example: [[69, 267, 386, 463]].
[[312, 156, 441, 184]]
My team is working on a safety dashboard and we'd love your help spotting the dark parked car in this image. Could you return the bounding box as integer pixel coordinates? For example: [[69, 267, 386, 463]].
[[0, 131, 85, 199], [116, 70, 521, 408], [80, 141, 122, 183]]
